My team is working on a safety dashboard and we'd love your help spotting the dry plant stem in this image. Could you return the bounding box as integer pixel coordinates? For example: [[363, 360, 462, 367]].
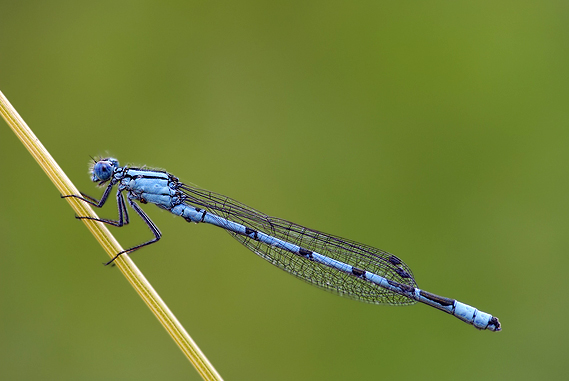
[[0, 90, 223, 381]]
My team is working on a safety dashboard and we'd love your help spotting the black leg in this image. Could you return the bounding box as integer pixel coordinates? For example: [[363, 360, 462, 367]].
[[62, 183, 114, 207], [64, 185, 161, 265], [73, 189, 130, 227], [104, 197, 162, 265]]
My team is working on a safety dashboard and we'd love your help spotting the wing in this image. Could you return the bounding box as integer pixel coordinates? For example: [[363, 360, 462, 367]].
[[179, 183, 417, 305]]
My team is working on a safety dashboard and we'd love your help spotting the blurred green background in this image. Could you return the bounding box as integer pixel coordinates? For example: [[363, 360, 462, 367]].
[[1, 1, 567, 380]]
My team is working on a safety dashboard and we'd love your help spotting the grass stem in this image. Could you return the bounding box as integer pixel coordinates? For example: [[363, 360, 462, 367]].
[[0, 89, 223, 381]]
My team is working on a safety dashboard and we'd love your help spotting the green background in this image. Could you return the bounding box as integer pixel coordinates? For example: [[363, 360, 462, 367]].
[[1, 1, 567, 380]]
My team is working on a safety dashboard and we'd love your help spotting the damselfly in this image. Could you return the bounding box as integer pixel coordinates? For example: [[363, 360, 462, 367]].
[[64, 157, 501, 331]]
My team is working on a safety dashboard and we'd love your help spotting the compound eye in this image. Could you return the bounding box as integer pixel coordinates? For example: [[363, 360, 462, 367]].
[[92, 160, 114, 182]]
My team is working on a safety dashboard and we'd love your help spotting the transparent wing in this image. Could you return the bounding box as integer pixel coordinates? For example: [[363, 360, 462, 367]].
[[180, 183, 417, 305]]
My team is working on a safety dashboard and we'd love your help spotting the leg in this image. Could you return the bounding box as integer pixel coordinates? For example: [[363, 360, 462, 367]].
[[75, 189, 130, 227], [62, 183, 114, 207], [104, 197, 162, 265]]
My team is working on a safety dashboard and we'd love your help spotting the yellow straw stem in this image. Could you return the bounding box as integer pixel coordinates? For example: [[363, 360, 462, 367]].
[[0, 89, 223, 381]]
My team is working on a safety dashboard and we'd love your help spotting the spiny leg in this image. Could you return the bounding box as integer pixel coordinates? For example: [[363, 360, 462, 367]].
[[62, 182, 114, 207], [71, 189, 130, 227], [65, 187, 160, 265], [104, 197, 162, 266]]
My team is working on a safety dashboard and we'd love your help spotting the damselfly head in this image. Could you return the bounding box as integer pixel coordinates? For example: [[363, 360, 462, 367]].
[[90, 158, 119, 183]]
